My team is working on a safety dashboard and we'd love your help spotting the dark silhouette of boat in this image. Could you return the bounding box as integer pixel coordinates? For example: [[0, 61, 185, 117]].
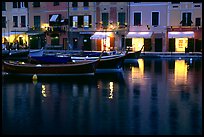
[[3, 60, 99, 75]]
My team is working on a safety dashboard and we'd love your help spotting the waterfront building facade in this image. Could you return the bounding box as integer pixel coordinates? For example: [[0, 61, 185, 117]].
[[28, 2, 68, 49], [68, 2, 96, 50], [128, 2, 168, 52], [93, 2, 128, 51], [2, 2, 29, 48], [167, 2, 202, 52]]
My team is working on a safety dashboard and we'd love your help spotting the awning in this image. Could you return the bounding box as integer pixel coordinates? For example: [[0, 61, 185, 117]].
[[27, 32, 44, 36], [2, 32, 25, 37], [126, 32, 153, 38], [50, 14, 59, 22], [168, 31, 194, 38], [90, 32, 113, 39]]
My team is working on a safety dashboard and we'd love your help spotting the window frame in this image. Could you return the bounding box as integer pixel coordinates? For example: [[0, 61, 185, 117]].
[[151, 11, 159, 26], [134, 12, 142, 26]]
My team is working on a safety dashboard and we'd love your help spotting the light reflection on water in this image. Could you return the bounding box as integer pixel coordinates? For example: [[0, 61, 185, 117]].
[[2, 58, 202, 135]]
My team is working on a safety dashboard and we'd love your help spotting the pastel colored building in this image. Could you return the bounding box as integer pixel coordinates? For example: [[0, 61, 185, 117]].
[[93, 2, 128, 51], [68, 2, 96, 50], [167, 2, 202, 52], [2, 2, 29, 48], [28, 2, 68, 49], [128, 2, 168, 52]]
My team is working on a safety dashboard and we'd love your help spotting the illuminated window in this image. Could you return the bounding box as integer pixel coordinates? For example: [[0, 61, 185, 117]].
[[175, 38, 188, 52], [73, 16, 78, 28], [84, 16, 89, 27]]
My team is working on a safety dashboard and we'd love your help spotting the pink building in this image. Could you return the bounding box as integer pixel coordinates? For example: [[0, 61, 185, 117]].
[[28, 2, 68, 49]]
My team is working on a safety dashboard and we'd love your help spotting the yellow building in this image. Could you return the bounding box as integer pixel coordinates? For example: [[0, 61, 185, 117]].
[[167, 2, 202, 52]]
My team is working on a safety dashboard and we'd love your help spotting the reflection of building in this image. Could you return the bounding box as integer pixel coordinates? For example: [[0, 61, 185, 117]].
[[167, 2, 202, 52], [174, 60, 188, 85], [2, 2, 29, 48], [128, 2, 168, 52]]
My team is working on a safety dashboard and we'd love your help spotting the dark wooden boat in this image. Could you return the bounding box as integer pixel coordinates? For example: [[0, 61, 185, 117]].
[[2, 49, 30, 61], [72, 54, 126, 69], [28, 48, 44, 57], [125, 45, 144, 59], [3, 60, 99, 75]]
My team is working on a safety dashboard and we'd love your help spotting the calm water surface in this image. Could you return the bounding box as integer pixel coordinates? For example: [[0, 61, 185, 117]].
[[2, 58, 202, 135]]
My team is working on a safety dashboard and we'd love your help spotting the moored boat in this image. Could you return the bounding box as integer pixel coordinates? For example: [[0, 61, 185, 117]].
[[3, 60, 99, 75]]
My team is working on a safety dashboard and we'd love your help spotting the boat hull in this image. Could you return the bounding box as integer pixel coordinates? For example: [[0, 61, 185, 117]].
[[3, 60, 99, 75], [72, 54, 125, 69]]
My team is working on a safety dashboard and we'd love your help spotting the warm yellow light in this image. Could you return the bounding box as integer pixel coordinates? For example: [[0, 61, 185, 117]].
[[174, 60, 188, 85], [101, 37, 110, 51], [132, 59, 144, 79], [109, 82, 114, 99], [41, 23, 49, 29], [42, 84, 47, 97], [175, 38, 188, 52], [132, 38, 144, 51]]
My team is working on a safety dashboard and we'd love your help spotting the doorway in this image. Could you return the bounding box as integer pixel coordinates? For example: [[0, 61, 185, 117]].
[[155, 38, 162, 52]]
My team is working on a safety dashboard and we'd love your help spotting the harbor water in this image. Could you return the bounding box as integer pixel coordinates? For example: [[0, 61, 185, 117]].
[[2, 58, 202, 135]]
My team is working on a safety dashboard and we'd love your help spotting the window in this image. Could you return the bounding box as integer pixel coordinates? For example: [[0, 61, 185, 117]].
[[118, 12, 125, 26], [73, 16, 78, 28], [72, 2, 78, 7], [2, 2, 6, 11], [181, 12, 192, 26], [83, 2, 89, 7], [21, 16, 26, 27], [13, 16, 18, 27], [13, 2, 17, 8], [33, 2, 40, 7], [53, 2, 59, 6], [134, 12, 141, 26], [84, 16, 89, 27], [152, 12, 159, 26], [102, 13, 109, 28], [34, 16, 40, 28], [195, 18, 201, 26], [2, 16, 6, 28]]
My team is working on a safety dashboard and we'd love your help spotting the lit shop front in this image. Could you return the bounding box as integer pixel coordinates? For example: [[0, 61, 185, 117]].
[[90, 32, 114, 51], [125, 32, 152, 52], [168, 31, 194, 52]]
